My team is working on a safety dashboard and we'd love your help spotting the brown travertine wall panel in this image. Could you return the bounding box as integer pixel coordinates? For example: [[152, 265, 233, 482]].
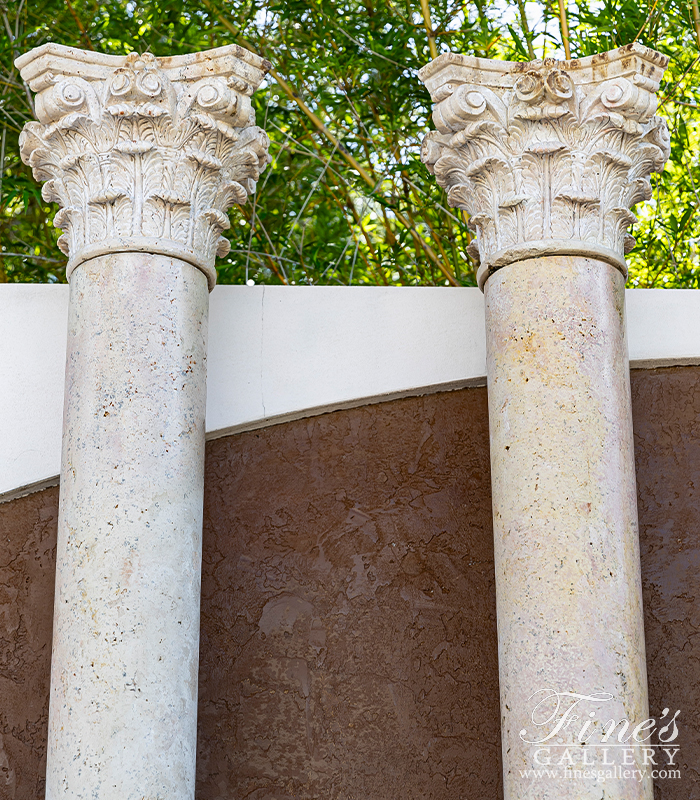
[[0, 365, 699, 799], [0, 486, 57, 798], [633, 367, 700, 800], [196, 388, 501, 800]]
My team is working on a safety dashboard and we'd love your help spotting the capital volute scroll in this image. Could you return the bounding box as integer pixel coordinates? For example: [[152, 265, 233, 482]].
[[418, 43, 671, 289], [17, 43, 273, 290]]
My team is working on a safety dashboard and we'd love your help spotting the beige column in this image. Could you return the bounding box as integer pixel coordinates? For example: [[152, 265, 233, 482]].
[[17, 43, 270, 799], [420, 45, 670, 799]]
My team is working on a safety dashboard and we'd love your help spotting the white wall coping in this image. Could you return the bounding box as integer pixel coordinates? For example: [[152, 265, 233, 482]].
[[2, 285, 699, 501]]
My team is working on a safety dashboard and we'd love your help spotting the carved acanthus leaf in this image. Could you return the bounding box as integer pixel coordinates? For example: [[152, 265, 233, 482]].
[[418, 43, 670, 288], [16, 43, 272, 289]]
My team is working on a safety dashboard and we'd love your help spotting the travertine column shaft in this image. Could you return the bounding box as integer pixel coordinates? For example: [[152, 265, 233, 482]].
[[53, 252, 207, 797], [17, 43, 271, 798], [420, 44, 670, 799], [486, 255, 647, 799]]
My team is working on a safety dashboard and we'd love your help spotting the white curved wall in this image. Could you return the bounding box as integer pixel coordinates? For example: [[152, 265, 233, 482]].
[[2, 285, 700, 500]]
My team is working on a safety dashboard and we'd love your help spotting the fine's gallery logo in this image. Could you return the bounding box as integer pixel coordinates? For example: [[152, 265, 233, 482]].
[[518, 689, 681, 783]]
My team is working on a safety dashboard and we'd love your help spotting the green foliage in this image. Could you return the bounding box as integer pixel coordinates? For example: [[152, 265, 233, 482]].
[[0, 0, 698, 287]]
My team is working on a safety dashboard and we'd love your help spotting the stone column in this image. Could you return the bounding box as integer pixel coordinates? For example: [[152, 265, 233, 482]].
[[17, 43, 270, 799], [420, 45, 670, 799]]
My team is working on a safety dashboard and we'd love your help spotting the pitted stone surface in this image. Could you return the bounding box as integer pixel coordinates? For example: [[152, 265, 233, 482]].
[[485, 256, 651, 800], [418, 44, 670, 800], [14, 40, 273, 799], [46, 253, 209, 800]]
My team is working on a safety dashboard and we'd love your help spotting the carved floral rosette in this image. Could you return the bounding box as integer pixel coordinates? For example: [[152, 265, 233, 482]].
[[418, 43, 671, 288], [16, 43, 272, 289]]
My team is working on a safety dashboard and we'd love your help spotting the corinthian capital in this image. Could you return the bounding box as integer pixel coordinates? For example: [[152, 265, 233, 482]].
[[17, 43, 272, 289], [419, 43, 670, 288]]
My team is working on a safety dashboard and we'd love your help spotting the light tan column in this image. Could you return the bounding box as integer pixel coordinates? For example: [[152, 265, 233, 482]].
[[420, 44, 670, 799], [17, 43, 270, 799]]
